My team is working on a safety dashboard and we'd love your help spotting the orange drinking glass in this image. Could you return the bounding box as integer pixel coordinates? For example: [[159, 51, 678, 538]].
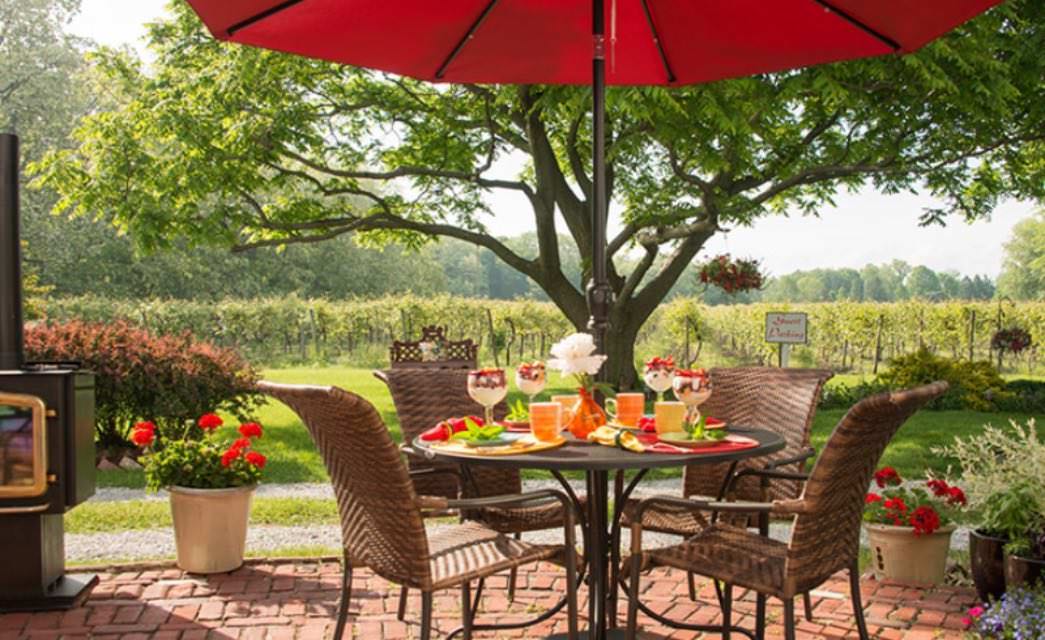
[[551, 394, 579, 427], [606, 392, 645, 427], [529, 402, 562, 442]]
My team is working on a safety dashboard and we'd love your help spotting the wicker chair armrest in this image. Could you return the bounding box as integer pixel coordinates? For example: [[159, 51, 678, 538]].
[[447, 489, 573, 512], [630, 494, 774, 525], [764, 447, 816, 470], [727, 467, 809, 493], [407, 466, 461, 482], [372, 369, 389, 384]]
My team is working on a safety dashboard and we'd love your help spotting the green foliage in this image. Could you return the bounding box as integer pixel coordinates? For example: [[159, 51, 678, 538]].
[[877, 348, 1010, 411], [143, 436, 261, 492], [449, 418, 505, 443], [933, 420, 1045, 543], [997, 208, 1045, 301], [23, 320, 260, 448]]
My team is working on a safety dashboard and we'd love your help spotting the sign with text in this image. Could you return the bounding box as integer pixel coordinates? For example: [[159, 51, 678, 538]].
[[765, 312, 808, 344]]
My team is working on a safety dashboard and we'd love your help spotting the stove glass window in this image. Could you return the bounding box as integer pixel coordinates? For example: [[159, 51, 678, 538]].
[[0, 404, 36, 489]]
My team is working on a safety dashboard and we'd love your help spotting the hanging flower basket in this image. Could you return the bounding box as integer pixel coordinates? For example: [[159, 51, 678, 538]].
[[696, 254, 764, 294], [991, 327, 1032, 355]]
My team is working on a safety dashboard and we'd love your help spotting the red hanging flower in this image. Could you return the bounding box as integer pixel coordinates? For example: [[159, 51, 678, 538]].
[[198, 413, 224, 431], [244, 451, 267, 469], [874, 467, 902, 488], [696, 254, 765, 294], [238, 422, 263, 439]]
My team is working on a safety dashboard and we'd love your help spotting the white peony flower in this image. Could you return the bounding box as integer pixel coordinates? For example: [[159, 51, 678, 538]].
[[548, 333, 606, 377]]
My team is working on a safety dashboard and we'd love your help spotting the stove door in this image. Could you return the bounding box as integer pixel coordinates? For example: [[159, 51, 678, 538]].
[[0, 392, 47, 498]]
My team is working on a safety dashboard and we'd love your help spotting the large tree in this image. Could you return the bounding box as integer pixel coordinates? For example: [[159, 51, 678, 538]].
[[997, 208, 1045, 300], [33, 1, 1045, 387]]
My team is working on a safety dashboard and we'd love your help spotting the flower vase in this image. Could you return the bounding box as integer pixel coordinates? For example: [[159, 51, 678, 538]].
[[865, 523, 955, 585], [567, 388, 606, 439]]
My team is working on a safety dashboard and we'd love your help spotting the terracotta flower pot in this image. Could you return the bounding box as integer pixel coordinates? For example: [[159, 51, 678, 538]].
[[169, 485, 255, 574], [1004, 553, 1045, 589], [866, 523, 956, 585], [969, 530, 1007, 601]]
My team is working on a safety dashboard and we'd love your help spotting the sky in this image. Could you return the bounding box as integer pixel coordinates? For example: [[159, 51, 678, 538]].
[[68, 0, 1037, 279]]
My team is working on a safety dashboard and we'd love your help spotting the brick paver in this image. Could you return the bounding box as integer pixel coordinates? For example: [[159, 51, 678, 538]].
[[0, 559, 977, 638]]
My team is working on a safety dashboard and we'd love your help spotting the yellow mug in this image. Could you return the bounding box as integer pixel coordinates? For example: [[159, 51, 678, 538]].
[[654, 401, 687, 434]]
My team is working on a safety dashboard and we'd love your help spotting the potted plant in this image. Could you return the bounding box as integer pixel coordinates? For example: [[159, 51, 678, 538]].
[[935, 420, 1045, 600], [863, 467, 965, 585], [980, 481, 1045, 589], [963, 584, 1045, 638], [135, 414, 266, 574]]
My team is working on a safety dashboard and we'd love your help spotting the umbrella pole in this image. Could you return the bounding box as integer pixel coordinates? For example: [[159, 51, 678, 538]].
[[587, 0, 612, 359]]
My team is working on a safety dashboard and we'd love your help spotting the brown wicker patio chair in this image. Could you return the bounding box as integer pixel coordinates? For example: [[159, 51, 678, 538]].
[[375, 367, 585, 610], [259, 381, 578, 640], [617, 367, 832, 615], [624, 381, 948, 640]]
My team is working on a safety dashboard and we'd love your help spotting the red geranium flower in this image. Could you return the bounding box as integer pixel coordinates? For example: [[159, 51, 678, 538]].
[[883, 497, 907, 512], [220, 447, 241, 467], [927, 479, 950, 497], [232, 437, 251, 451], [244, 451, 266, 469], [909, 505, 941, 536], [198, 413, 223, 431], [874, 467, 902, 488], [131, 423, 155, 447], [238, 422, 263, 439], [865, 493, 882, 504], [947, 486, 967, 506]]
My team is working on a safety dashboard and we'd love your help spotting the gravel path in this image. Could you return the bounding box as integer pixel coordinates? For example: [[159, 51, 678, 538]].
[[74, 480, 969, 563]]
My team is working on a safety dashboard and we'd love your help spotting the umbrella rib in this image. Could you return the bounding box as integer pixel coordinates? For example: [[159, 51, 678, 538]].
[[639, 0, 675, 83], [812, 0, 902, 51], [226, 0, 306, 37], [435, 0, 503, 79]]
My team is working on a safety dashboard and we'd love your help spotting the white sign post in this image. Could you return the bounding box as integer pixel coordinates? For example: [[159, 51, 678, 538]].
[[765, 312, 808, 368]]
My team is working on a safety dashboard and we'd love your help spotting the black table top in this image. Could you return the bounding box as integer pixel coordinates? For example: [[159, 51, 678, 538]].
[[412, 427, 786, 472]]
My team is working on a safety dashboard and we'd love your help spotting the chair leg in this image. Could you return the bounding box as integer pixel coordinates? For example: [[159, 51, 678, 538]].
[[625, 551, 642, 640], [333, 556, 353, 640], [783, 598, 795, 640], [396, 585, 408, 621], [461, 581, 473, 640], [564, 535, 579, 640], [687, 570, 698, 601], [721, 583, 732, 640], [420, 591, 433, 640], [849, 562, 870, 640], [802, 591, 814, 621], [755, 592, 766, 640], [507, 532, 521, 602]]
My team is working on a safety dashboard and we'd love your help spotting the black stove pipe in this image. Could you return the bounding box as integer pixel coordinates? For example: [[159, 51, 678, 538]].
[[0, 133, 23, 370]]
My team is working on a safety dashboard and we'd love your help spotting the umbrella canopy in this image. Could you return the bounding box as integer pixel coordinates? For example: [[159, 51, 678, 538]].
[[188, 0, 998, 86], [181, 0, 1002, 349]]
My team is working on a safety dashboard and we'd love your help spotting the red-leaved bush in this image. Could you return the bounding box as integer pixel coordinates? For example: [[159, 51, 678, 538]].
[[24, 320, 260, 450]]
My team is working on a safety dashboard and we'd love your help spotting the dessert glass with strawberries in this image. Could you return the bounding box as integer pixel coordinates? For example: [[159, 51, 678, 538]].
[[673, 368, 711, 423], [467, 368, 508, 426], [643, 356, 676, 401], [515, 361, 547, 403]]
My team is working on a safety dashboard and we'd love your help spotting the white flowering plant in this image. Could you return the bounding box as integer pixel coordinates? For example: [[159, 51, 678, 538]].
[[547, 332, 608, 391]]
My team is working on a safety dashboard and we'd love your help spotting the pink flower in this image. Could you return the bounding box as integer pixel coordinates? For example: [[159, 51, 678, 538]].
[[968, 605, 984, 618]]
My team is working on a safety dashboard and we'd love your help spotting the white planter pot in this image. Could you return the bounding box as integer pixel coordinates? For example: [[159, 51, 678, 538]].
[[866, 523, 955, 585], [169, 484, 255, 574]]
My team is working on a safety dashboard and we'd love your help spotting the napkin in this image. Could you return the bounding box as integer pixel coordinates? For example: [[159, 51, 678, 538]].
[[419, 415, 485, 442]]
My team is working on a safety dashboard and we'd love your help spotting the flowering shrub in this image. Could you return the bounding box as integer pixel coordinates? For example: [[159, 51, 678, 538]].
[[863, 467, 965, 536], [139, 414, 266, 491], [24, 320, 259, 451], [696, 254, 764, 294], [965, 585, 1045, 638], [990, 327, 1032, 355], [876, 348, 1010, 411]]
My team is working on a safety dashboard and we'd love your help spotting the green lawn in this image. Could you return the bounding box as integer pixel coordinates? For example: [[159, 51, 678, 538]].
[[96, 366, 1036, 489]]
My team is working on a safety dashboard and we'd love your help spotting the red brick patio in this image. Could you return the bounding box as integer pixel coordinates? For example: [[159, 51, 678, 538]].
[[0, 559, 978, 639]]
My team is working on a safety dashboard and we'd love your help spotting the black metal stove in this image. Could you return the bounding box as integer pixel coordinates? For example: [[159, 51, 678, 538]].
[[0, 133, 98, 611]]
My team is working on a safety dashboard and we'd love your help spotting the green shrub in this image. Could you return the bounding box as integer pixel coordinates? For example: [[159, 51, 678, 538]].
[[876, 348, 1010, 411], [997, 379, 1045, 412], [24, 320, 260, 449]]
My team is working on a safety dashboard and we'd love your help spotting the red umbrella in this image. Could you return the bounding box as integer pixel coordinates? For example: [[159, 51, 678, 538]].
[[181, 2, 1002, 638], [184, 0, 1000, 354]]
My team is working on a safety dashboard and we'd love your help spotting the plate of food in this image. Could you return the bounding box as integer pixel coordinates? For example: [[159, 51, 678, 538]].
[[449, 420, 521, 447], [657, 430, 732, 448]]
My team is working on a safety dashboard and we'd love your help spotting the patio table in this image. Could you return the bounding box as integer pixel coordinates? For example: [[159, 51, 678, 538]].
[[414, 427, 786, 640]]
